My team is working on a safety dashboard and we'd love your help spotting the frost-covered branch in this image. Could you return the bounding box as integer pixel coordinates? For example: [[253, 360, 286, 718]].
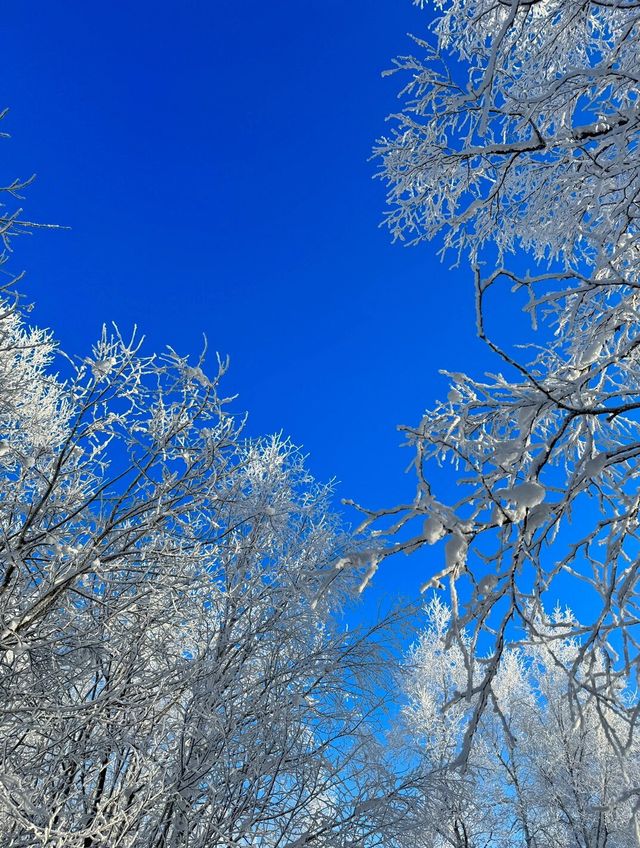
[[369, 0, 640, 754]]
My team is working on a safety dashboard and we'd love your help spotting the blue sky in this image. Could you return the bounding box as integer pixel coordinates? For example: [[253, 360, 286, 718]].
[[1, 0, 513, 612]]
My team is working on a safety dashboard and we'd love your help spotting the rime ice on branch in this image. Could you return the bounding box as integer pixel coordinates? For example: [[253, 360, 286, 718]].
[[364, 0, 640, 752], [395, 599, 640, 847], [0, 125, 407, 846]]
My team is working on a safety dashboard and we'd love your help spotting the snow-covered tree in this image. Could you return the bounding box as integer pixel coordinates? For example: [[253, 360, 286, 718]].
[[397, 599, 640, 847], [364, 0, 640, 747], [0, 304, 411, 847], [0, 144, 405, 847]]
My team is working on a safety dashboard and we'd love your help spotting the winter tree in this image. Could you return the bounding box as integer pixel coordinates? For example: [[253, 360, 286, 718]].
[[397, 599, 640, 847], [0, 138, 406, 846], [362, 0, 640, 752]]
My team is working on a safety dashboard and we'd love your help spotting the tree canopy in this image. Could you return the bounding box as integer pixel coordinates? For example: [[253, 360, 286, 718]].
[[0, 173, 406, 845], [366, 0, 640, 760]]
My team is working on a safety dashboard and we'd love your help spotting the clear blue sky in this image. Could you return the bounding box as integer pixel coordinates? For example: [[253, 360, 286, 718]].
[[1, 0, 512, 610]]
